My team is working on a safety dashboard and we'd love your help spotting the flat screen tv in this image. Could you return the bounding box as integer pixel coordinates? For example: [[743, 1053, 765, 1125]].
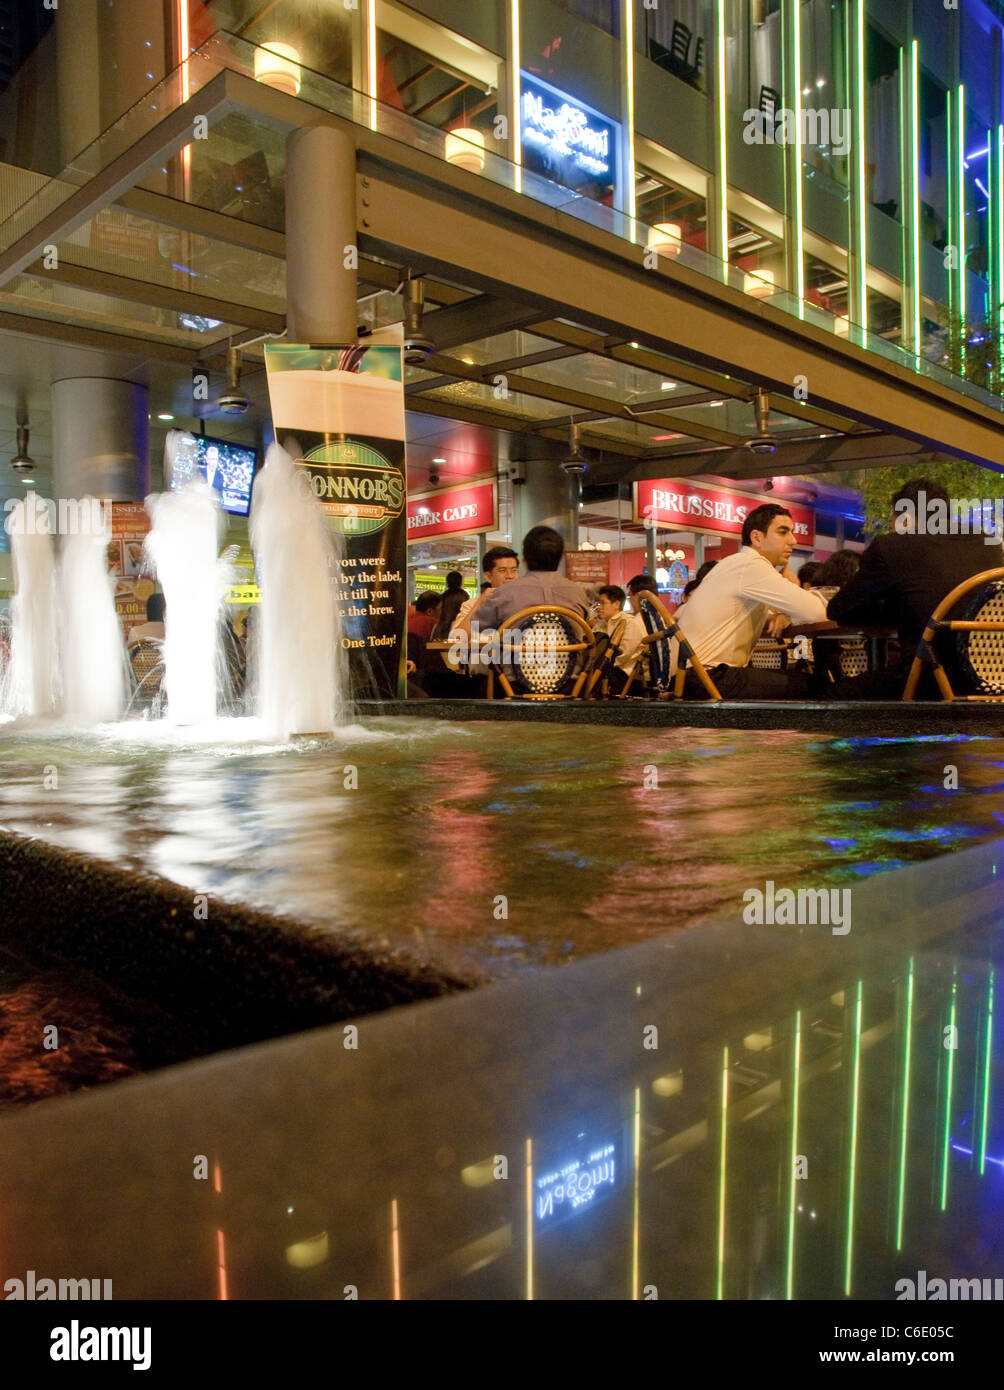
[[169, 434, 258, 516]]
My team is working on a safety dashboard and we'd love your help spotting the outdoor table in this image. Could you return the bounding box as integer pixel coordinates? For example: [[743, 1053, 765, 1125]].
[[786, 622, 899, 672]]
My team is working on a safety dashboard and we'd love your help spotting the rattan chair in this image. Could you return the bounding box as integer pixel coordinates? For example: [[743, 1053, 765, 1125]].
[[128, 639, 166, 712], [902, 566, 1004, 701], [486, 605, 595, 700], [584, 616, 629, 698], [620, 593, 722, 701]]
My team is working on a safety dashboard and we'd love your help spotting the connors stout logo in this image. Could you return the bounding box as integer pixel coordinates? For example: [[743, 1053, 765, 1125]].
[[298, 441, 405, 536]]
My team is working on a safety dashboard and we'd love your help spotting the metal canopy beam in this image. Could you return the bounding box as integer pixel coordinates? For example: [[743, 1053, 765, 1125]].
[[624, 432, 938, 482], [355, 154, 1004, 468], [422, 295, 543, 351]]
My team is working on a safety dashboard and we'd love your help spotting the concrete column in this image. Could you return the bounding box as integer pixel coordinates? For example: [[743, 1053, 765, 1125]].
[[511, 447, 578, 556], [645, 524, 658, 579], [285, 126, 358, 344], [693, 533, 706, 570], [51, 378, 149, 501]]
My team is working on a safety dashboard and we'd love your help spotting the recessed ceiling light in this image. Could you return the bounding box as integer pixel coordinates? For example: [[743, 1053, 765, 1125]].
[[661, 382, 676, 390], [157, 412, 175, 421], [433, 457, 446, 463]]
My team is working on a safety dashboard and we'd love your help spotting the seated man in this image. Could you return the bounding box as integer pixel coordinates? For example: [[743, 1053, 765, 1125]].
[[473, 525, 589, 630], [674, 503, 827, 698], [407, 590, 442, 640], [827, 477, 1004, 698], [592, 583, 647, 694], [443, 544, 520, 680]]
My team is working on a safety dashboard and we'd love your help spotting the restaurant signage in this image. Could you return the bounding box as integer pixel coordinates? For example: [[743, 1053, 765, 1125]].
[[264, 339, 408, 699], [107, 502, 152, 639], [565, 550, 610, 585], [520, 72, 618, 200], [407, 481, 497, 541], [634, 479, 815, 547]]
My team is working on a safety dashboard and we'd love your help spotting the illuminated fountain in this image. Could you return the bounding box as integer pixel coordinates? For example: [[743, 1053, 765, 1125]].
[[143, 481, 224, 727], [3, 496, 59, 718], [59, 522, 127, 724], [249, 441, 344, 739]]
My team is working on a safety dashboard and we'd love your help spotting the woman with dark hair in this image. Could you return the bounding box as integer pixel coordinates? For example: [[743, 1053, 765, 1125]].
[[432, 570, 470, 640], [817, 549, 860, 593]]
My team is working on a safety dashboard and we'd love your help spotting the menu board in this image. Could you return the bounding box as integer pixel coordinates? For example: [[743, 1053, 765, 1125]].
[[565, 551, 610, 586], [107, 502, 152, 638]]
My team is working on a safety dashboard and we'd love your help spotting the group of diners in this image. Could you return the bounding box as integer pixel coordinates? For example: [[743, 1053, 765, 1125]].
[[404, 477, 1002, 700]]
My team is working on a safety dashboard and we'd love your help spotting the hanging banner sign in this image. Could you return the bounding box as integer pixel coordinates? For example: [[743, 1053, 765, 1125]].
[[264, 340, 407, 699], [520, 71, 618, 201], [407, 481, 497, 541], [634, 479, 816, 547]]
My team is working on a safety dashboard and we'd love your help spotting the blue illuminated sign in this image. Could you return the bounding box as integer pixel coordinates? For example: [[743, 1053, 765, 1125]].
[[535, 1140, 617, 1227], [519, 72, 618, 198]]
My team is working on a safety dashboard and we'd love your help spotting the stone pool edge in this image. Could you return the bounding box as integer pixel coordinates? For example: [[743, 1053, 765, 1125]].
[[0, 829, 481, 1059]]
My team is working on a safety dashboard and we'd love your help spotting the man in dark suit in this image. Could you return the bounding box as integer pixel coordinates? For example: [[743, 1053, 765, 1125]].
[[828, 477, 1004, 697]]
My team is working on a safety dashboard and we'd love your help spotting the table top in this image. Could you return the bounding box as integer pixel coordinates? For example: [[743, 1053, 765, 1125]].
[[786, 622, 898, 640]]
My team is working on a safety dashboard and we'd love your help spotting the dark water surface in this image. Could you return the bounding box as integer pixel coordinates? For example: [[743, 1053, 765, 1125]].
[[0, 719, 1001, 978]]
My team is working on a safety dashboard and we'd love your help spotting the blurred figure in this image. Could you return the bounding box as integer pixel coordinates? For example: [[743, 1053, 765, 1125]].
[[408, 590, 442, 641], [592, 583, 646, 694], [127, 591, 166, 645], [797, 560, 824, 589], [816, 548, 861, 595], [432, 570, 470, 639]]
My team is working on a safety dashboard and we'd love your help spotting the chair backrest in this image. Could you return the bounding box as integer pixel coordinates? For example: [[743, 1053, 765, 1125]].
[[130, 639, 163, 687], [750, 637, 788, 671], [670, 19, 692, 61], [759, 84, 782, 118], [954, 578, 1004, 695], [837, 640, 869, 679], [494, 606, 594, 698], [638, 597, 672, 690]]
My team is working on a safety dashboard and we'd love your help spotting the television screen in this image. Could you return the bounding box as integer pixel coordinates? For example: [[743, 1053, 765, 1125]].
[[169, 434, 257, 516]]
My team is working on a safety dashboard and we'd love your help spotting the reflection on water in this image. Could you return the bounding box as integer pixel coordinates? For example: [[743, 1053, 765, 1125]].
[[0, 723, 1002, 976], [0, 724, 1002, 975]]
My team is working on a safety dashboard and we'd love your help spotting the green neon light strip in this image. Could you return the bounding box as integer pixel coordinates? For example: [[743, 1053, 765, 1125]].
[[854, 0, 867, 332], [786, 1012, 801, 1300], [716, 0, 728, 281], [958, 85, 966, 328], [979, 970, 994, 1175], [624, 0, 635, 225], [511, 0, 521, 192], [844, 982, 863, 1296], [895, 960, 915, 1251], [998, 126, 1004, 370], [716, 1045, 728, 1299], [910, 41, 921, 355], [791, 0, 804, 311], [940, 973, 957, 1211]]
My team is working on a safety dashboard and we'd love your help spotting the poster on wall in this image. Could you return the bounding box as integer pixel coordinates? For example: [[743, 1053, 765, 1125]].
[[264, 339, 407, 699], [107, 502, 152, 639]]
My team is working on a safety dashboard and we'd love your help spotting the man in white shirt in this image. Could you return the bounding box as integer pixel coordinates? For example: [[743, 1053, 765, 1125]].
[[676, 504, 827, 698]]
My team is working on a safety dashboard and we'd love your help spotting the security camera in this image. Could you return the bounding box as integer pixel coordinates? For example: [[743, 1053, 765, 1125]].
[[429, 469, 440, 487], [217, 388, 251, 416], [561, 456, 588, 475], [403, 337, 435, 367], [216, 346, 250, 416], [746, 388, 775, 455]]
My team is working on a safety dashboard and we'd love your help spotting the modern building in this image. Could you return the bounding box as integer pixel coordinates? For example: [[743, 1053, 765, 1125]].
[[0, 0, 1002, 604]]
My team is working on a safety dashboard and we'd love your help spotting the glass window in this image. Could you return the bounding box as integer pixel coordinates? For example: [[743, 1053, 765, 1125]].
[[553, 0, 620, 38], [865, 24, 901, 223], [635, 164, 708, 254], [636, 0, 710, 94], [919, 71, 949, 253], [201, 0, 354, 88]]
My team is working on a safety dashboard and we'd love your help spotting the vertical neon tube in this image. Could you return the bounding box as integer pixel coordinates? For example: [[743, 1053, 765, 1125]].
[[843, 982, 863, 1297], [895, 960, 915, 1251], [525, 1137, 533, 1300], [511, 0, 522, 193], [716, 0, 729, 281], [979, 971, 994, 1175], [854, 0, 867, 332], [624, 0, 636, 228], [716, 1046, 728, 1300], [632, 1086, 641, 1299], [215, 1229, 228, 1301], [390, 1198, 401, 1299], [957, 85, 966, 327], [785, 1013, 801, 1300], [910, 41, 921, 356], [367, 0, 378, 132], [176, 1, 191, 191], [940, 971, 958, 1210], [791, 0, 804, 310], [997, 126, 1004, 376]]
